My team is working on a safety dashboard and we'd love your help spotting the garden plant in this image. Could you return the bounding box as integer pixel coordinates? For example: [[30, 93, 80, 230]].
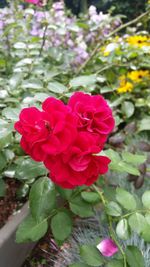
[[0, 0, 150, 267]]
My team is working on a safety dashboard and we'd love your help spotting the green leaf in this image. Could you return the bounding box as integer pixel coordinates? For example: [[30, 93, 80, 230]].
[[116, 188, 136, 210], [56, 186, 73, 200], [69, 263, 89, 267], [0, 153, 7, 171], [122, 152, 146, 165], [138, 117, 150, 132], [70, 75, 97, 88], [16, 215, 48, 243], [106, 259, 124, 267], [0, 128, 12, 149], [125, 246, 145, 267], [141, 223, 150, 242], [2, 107, 19, 121], [29, 177, 56, 222], [15, 159, 46, 180], [128, 213, 146, 234], [81, 192, 100, 203], [47, 81, 67, 94], [116, 219, 130, 240], [122, 101, 134, 118], [0, 179, 6, 197], [69, 196, 94, 217], [106, 201, 122, 217], [145, 213, 150, 225], [21, 79, 43, 90], [51, 211, 72, 241], [117, 162, 140, 176], [80, 245, 104, 266], [142, 191, 150, 208]]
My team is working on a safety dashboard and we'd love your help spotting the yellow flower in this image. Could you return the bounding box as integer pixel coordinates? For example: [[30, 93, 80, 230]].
[[117, 70, 150, 94], [126, 35, 150, 47], [127, 70, 150, 83], [117, 75, 133, 94]]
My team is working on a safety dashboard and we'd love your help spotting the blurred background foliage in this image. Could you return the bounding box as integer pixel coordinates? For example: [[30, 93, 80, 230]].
[[2, 0, 146, 20]]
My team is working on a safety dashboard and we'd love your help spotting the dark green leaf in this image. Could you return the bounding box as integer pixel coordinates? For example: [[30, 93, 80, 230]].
[[0, 179, 6, 197], [81, 192, 100, 203], [15, 159, 46, 180], [29, 177, 56, 221], [51, 211, 72, 241], [16, 215, 48, 243], [69, 196, 94, 217]]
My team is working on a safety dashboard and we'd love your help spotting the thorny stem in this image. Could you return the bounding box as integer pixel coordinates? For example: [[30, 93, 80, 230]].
[[92, 184, 127, 267], [76, 9, 150, 75]]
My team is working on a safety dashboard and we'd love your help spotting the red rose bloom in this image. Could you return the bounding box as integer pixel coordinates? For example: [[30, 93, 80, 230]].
[[15, 97, 77, 161], [68, 92, 115, 144], [44, 132, 111, 189]]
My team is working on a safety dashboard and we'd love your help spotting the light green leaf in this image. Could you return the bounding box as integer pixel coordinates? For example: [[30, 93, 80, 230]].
[[117, 162, 140, 176], [106, 260, 124, 267], [47, 81, 67, 94], [122, 152, 146, 165], [128, 213, 146, 234], [122, 101, 134, 118], [116, 188, 136, 210], [116, 219, 130, 240], [142, 191, 150, 208], [138, 117, 150, 132], [70, 75, 97, 88], [106, 201, 122, 217], [125, 246, 145, 267], [2, 107, 19, 121]]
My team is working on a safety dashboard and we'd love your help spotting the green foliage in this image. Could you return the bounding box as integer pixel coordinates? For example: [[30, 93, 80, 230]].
[[51, 211, 72, 242], [16, 215, 48, 243], [80, 245, 104, 266], [125, 246, 145, 267], [29, 177, 56, 222]]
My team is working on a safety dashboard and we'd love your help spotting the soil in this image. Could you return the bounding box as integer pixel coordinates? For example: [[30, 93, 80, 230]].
[[0, 178, 25, 228], [22, 232, 60, 267]]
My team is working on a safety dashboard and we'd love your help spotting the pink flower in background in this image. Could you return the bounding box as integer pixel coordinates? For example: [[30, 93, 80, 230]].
[[97, 238, 118, 257]]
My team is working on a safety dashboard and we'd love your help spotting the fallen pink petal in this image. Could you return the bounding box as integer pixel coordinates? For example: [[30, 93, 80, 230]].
[[97, 238, 119, 257]]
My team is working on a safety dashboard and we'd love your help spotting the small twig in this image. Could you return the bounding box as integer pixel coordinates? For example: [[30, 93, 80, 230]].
[[76, 10, 150, 75], [39, 24, 48, 56]]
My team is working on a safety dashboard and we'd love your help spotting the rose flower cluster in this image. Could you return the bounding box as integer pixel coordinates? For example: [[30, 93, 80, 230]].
[[15, 92, 115, 188]]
